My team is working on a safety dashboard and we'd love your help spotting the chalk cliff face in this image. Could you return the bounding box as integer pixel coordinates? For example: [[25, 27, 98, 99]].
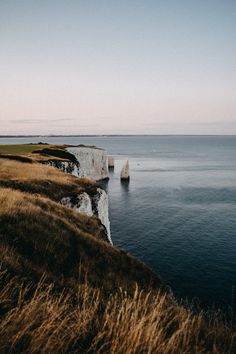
[[60, 189, 112, 244], [43, 160, 80, 175], [66, 146, 109, 181], [43, 145, 112, 244], [61, 193, 93, 216], [93, 188, 112, 244]]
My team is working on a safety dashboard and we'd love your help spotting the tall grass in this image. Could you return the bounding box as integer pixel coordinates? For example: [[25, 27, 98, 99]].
[[0, 273, 235, 354]]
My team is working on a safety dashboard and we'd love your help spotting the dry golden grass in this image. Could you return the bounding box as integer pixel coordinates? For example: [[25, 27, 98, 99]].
[[0, 272, 235, 354], [0, 158, 96, 201], [91, 289, 236, 354], [0, 272, 100, 354], [0, 158, 80, 184]]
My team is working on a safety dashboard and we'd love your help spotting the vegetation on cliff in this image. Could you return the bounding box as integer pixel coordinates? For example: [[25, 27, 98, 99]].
[[0, 148, 235, 353]]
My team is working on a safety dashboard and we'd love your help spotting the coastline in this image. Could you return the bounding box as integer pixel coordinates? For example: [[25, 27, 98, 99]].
[[0, 142, 235, 352]]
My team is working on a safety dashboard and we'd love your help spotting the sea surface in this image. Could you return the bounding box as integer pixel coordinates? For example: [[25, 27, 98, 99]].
[[1, 135, 236, 310]]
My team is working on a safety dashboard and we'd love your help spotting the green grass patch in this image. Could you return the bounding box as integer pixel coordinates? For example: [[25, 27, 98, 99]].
[[0, 144, 50, 155]]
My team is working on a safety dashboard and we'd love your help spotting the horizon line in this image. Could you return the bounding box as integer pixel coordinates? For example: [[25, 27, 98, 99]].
[[0, 134, 236, 138]]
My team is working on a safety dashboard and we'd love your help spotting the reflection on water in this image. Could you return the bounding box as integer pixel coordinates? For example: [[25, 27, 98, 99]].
[[108, 166, 115, 173], [120, 180, 130, 193]]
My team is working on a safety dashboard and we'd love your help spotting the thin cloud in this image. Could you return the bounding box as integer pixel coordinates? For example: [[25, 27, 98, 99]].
[[10, 119, 42, 124], [51, 118, 76, 122], [10, 118, 77, 124]]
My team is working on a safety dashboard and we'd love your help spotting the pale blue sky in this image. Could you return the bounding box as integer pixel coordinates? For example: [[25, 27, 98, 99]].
[[0, 0, 236, 134]]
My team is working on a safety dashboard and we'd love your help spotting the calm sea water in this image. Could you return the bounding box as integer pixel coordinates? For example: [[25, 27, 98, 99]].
[[1, 135, 236, 310]]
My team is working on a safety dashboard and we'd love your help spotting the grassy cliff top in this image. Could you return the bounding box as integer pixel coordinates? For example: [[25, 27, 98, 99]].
[[0, 143, 104, 161], [0, 143, 50, 154], [0, 143, 76, 162]]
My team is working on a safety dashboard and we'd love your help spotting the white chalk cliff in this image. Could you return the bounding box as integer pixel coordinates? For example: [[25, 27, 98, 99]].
[[60, 193, 93, 216], [93, 188, 112, 244], [44, 160, 80, 175], [66, 146, 109, 181], [44, 146, 112, 244], [60, 189, 112, 244]]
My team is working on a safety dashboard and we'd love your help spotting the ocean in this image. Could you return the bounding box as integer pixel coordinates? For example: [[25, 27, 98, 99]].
[[1, 135, 236, 310]]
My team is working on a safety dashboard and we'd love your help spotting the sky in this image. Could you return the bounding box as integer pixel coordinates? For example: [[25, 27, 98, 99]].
[[0, 0, 236, 135]]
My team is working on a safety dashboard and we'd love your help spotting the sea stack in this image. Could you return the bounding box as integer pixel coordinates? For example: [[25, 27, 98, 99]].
[[108, 156, 114, 169], [120, 160, 130, 181]]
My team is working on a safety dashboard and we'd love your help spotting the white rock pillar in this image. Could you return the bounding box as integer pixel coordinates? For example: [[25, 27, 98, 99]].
[[120, 160, 130, 181], [108, 156, 114, 169]]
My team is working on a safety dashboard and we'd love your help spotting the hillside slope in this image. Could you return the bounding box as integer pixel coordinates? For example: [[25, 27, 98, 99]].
[[0, 157, 165, 292]]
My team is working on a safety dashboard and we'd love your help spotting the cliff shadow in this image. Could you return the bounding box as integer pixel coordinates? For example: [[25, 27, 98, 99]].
[[97, 179, 109, 193]]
